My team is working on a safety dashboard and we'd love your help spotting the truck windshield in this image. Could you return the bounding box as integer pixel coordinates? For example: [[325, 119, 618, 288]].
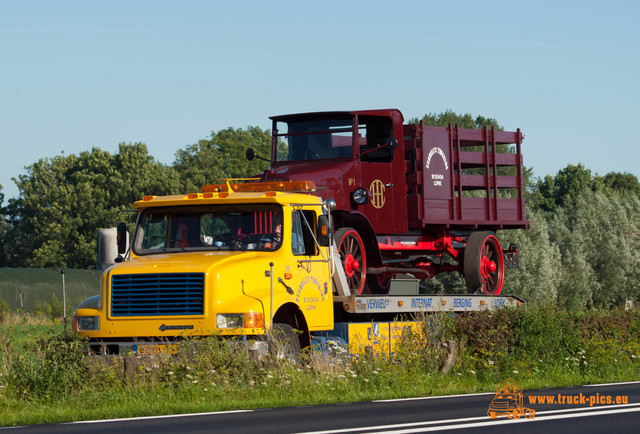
[[274, 117, 353, 162], [132, 204, 283, 254]]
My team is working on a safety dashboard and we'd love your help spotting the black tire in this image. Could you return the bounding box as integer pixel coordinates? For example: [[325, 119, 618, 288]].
[[335, 227, 367, 295], [366, 273, 390, 294], [271, 323, 301, 363], [463, 232, 505, 295]]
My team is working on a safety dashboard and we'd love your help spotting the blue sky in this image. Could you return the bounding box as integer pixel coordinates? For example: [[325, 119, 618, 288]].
[[1, 0, 638, 200]]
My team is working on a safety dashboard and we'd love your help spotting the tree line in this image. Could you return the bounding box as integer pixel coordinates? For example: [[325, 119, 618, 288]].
[[0, 112, 638, 309]]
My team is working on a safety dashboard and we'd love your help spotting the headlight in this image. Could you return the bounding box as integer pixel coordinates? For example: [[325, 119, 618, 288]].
[[216, 312, 264, 329], [352, 188, 369, 204], [74, 316, 100, 331]]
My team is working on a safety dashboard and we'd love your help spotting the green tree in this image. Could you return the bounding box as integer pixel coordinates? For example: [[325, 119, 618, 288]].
[[500, 210, 562, 306], [549, 190, 640, 308], [602, 172, 640, 195], [7, 144, 180, 268], [173, 126, 271, 193], [411, 110, 503, 130], [0, 185, 6, 266], [529, 164, 602, 215]]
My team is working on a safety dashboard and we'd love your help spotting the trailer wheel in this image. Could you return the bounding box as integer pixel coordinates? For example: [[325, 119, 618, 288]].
[[335, 227, 367, 295], [463, 232, 504, 295]]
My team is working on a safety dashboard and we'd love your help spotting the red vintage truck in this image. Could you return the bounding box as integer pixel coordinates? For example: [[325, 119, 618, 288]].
[[248, 109, 528, 295]]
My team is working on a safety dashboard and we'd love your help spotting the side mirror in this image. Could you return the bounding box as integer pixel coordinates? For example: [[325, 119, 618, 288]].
[[117, 222, 128, 254], [245, 147, 270, 163], [245, 148, 255, 161], [317, 215, 332, 247]]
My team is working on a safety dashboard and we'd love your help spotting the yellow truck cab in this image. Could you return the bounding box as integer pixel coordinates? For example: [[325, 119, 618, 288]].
[[73, 180, 334, 356]]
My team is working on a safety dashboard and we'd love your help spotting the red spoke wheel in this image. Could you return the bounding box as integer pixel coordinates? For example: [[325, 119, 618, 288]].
[[463, 232, 504, 295], [335, 227, 367, 295]]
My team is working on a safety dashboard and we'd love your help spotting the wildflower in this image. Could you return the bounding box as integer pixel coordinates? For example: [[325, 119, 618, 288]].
[[364, 379, 369, 382], [372, 370, 379, 375], [457, 372, 462, 376], [192, 380, 198, 384], [267, 374, 274, 379], [168, 371, 174, 376], [632, 355, 637, 359], [351, 373, 357, 378], [470, 370, 476, 375], [488, 360, 494, 366], [186, 374, 194, 380], [512, 370, 519, 374]]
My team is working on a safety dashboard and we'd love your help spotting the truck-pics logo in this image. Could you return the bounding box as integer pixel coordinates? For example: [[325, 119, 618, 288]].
[[487, 381, 536, 420], [369, 179, 386, 209]]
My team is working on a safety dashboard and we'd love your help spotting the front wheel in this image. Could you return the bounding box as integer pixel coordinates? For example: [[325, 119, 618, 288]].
[[270, 323, 301, 363], [335, 227, 367, 295], [463, 232, 505, 295]]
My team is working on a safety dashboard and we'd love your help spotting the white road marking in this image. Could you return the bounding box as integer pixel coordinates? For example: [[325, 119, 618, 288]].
[[61, 409, 253, 425], [295, 403, 640, 434], [373, 391, 495, 403], [369, 405, 640, 433]]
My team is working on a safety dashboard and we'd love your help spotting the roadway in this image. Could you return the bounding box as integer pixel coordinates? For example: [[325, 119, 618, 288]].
[[4, 381, 640, 433]]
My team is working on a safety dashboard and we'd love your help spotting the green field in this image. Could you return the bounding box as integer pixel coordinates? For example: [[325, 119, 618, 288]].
[[0, 268, 101, 313], [1, 305, 639, 426]]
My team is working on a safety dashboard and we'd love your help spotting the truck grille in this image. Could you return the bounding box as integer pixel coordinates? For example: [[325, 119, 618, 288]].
[[110, 273, 205, 317]]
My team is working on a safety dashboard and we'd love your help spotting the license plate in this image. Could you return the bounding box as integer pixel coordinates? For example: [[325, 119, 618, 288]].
[[135, 343, 178, 355]]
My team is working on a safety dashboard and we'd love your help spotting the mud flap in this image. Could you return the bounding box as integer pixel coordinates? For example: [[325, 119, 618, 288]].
[[503, 247, 519, 269]]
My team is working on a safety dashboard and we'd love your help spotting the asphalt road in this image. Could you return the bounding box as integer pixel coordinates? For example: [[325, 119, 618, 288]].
[[4, 381, 640, 433]]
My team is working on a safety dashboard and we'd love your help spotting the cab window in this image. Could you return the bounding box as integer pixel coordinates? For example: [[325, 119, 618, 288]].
[[291, 210, 318, 256]]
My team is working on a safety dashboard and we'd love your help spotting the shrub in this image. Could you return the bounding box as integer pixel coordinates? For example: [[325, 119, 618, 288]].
[[0, 298, 9, 324], [7, 331, 88, 400]]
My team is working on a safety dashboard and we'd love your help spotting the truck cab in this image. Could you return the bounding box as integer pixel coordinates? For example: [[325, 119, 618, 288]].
[[73, 181, 334, 356], [264, 110, 408, 235]]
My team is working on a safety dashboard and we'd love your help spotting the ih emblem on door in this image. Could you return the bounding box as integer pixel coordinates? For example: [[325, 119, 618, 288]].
[[370, 179, 386, 209]]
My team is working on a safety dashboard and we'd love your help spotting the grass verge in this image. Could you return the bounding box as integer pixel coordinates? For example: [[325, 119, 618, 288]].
[[1, 305, 640, 426]]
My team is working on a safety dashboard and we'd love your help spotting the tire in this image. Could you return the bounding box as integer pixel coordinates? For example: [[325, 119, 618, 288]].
[[335, 227, 367, 295], [463, 232, 505, 295], [271, 323, 301, 363], [366, 273, 391, 294]]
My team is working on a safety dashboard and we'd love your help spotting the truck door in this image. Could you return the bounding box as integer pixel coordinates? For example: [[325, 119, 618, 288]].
[[356, 116, 397, 233], [288, 208, 332, 329]]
